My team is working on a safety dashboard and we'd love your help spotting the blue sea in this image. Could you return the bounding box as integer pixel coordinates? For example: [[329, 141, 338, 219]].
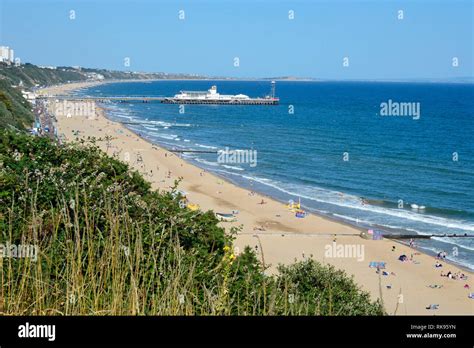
[[76, 80, 474, 270]]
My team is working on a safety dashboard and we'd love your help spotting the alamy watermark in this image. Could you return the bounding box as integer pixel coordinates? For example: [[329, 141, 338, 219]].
[[18, 322, 55, 341], [217, 147, 257, 167], [51, 100, 96, 118], [380, 99, 420, 120], [324, 242, 365, 262], [0, 242, 38, 261]]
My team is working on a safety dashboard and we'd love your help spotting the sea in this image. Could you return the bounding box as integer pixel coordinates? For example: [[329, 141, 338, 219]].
[[74, 80, 474, 270]]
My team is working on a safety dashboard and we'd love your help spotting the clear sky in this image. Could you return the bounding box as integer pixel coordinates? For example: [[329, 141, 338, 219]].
[[1, 0, 472, 79]]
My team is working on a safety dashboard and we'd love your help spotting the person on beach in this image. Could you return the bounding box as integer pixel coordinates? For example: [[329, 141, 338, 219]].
[[259, 199, 267, 205]]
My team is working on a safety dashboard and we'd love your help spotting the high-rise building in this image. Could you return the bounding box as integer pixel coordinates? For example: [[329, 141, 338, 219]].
[[0, 46, 14, 64], [0, 46, 9, 62]]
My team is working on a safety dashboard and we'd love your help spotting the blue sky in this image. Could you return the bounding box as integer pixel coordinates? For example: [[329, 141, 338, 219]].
[[1, 0, 472, 79]]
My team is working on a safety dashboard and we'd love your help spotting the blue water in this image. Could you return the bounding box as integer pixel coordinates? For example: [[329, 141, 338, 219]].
[[76, 80, 474, 270]]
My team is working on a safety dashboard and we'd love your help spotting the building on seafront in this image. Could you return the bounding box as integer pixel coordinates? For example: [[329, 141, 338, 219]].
[[0, 46, 14, 64]]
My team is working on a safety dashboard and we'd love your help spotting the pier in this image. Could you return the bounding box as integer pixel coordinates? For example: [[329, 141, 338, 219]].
[[40, 95, 278, 105], [161, 81, 280, 105], [161, 82, 279, 105], [40, 82, 280, 105], [160, 98, 278, 105], [40, 96, 165, 103]]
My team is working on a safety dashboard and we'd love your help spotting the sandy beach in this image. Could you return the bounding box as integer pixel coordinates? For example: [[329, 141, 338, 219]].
[[42, 81, 473, 315]]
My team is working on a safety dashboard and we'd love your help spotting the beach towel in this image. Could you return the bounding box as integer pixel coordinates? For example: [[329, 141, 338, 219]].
[[369, 261, 386, 269]]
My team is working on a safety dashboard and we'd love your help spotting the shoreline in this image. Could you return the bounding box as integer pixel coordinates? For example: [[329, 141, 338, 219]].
[[43, 80, 474, 315], [125, 120, 474, 274], [117, 115, 474, 276]]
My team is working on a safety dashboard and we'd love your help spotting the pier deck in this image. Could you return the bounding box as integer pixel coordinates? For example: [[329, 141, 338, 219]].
[[161, 98, 279, 105], [40, 96, 279, 105]]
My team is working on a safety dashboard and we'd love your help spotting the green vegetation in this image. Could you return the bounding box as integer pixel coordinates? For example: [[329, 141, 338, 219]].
[[0, 63, 87, 88], [0, 79, 34, 130], [0, 62, 205, 89], [0, 130, 384, 315]]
